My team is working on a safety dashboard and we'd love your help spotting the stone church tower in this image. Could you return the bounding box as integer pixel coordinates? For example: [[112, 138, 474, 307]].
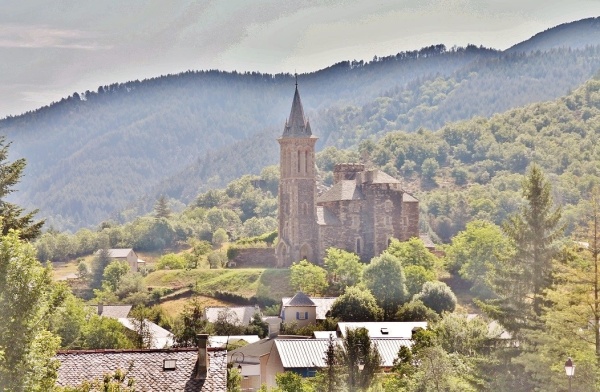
[[276, 85, 318, 267]]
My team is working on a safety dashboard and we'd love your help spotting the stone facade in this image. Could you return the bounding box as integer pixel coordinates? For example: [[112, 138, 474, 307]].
[[229, 247, 276, 268], [276, 86, 420, 266]]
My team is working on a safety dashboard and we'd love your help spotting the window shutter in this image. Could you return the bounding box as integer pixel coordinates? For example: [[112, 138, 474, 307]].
[[305, 312, 308, 320], [296, 312, 300, 320]]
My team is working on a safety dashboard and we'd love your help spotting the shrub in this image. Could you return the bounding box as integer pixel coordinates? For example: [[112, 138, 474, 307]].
[[413, 281, 457, 314], [156, 253, 186, 270], [395, 300, 439, 322]]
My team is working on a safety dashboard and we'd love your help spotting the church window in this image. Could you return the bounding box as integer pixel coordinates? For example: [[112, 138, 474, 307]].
[[356, 238, 361, 254], [305, 150, 309, 174], [298, 150, 301, 173]]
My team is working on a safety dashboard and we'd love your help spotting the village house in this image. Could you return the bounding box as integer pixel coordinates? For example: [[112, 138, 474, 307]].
[[280, 292, 337, 328], [97, 248, 142, 272], [55, 335, 227, 391]]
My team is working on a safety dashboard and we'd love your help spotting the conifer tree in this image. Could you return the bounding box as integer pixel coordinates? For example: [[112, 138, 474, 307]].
[[154, 195, 171, 219], [482, 164, 564, 334], [0, 137, 44, 241]]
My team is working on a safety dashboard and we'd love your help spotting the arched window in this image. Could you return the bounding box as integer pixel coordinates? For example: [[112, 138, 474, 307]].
[[298, 150, 301, 173], [356, 238, 361, 254], [305, 150, 309, 174]]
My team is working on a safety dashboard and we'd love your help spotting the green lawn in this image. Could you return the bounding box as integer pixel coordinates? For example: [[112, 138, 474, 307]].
[[144, 268, 293, 303]]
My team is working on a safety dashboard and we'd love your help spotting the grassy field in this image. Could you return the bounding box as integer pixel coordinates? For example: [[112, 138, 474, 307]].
[[145, 268, 293, 302]]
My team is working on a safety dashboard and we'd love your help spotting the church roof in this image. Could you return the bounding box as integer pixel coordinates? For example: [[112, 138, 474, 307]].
[[316, 206, 341, 226], [403, 193, 419, 202], [282, 86, 313, 138], [317, 180, 364, 203], [366, 170, 402, 184]]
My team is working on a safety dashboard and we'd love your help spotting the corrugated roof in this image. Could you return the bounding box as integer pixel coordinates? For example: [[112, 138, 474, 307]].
[[56, 348, 227, 392], [204, 306, 258, 325], [275, 339, 333, 368], [338, 322, 427, 339], [317, 181, 363, 203], [274, 338, 412, 368], [316, 206, 341, 226]]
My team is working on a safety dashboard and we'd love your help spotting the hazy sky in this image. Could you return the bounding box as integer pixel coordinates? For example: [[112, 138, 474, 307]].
[[1, 0, 599, 118]]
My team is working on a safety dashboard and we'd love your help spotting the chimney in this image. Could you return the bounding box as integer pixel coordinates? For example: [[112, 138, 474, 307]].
[[268, 319, 281, 339], [97, 302, 103, 316], [196, 334, 209, 380]]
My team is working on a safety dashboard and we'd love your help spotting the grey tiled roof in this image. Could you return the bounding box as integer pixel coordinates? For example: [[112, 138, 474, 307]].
[[204, 306, 258, 325], [282, 296, 337, 319], [103, 248, 135, 258], [317, 180, 363, 203], [367, 170, 401, 184], [403, 193, 419, 202], [55, 348, 227, 392], [282, 87, 313, 138], [90, 305, 132, 319], [287, 292, 316, 307]]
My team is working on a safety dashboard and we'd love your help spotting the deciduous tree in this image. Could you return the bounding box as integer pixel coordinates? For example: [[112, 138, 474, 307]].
[[363, 253, 408, 320], [290, 260, 328, 296]]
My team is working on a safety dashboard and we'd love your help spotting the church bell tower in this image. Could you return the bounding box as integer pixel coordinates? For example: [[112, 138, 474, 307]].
[[276, 83, 318, 267]]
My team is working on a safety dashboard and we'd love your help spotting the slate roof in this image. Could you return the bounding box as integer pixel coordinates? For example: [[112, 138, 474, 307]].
[[317, 180, 363, 203], [282, 86, 313, 138], [117, 318, 174, 349], [274, 338, 412, 368], [403, 193, 419, 202], [316, 206, 341, 226], [55, 348, 227, 392], [204, 306, 258, 325], [209, 335, 261, 348], [366, 170, 401, 184], [337, 322, 428, 339], [91, 305, 132, 319], [287, 292, 316, 307], [282, 296, 337, 320], [104, 248, 135, 258]]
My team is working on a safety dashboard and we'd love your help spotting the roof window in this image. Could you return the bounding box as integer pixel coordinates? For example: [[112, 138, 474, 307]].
[[163, 358, 177, 371]]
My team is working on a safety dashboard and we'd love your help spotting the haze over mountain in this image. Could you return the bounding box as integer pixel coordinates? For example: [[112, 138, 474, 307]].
[[1, 17, 600, 231]]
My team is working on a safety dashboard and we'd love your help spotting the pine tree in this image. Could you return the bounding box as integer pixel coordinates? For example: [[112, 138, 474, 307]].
[[154, 195, 171, 219], [0, 137, 44, 240], [482, 164, 564, 334]]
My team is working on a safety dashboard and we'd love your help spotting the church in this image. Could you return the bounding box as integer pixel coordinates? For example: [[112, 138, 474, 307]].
[[276, 85, 420, 266]]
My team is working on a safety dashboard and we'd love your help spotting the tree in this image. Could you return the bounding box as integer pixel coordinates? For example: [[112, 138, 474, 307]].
[[81, 315, 133, 349], [386, 238, 437, 270], [156, 253, 187, 270], [128, 306, 154, 349], [77, 260, 89, 280], [414, 281, 457, 315], [0, 137, 44, 241], [482, 164, 564, 334], [154, 195, 171, 219], [275, 372, 307, 392], [338, 327, 381, 391], [330, 286, 382, 322], [173, 297, 208, 346], [445, 220, 513, 298], [212, 308, 245, 336], [91, 248, 112, 289], [0, 231, 65, 390], [212, 227, 229, 247], [323, 248, 364, 294], [395, 300, 439, 323], [103, 260, 130, 291], [362, 253, 408, 320], [404, 265, 436, 298], [290, 260, 328, 296]]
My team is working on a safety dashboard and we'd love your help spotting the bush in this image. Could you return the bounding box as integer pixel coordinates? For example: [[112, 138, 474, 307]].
[[413, 281, 457, 314], [404, 265, 436, 298], [207, 251, 228, 269], [156, 253, 186, 270], [395, 300, 439, 322]]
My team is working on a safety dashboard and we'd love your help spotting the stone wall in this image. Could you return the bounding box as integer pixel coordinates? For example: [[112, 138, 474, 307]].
[[229, 247, 277, 268]]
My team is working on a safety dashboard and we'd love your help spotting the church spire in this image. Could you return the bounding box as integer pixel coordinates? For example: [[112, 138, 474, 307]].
[[282, 79, 311, 138]]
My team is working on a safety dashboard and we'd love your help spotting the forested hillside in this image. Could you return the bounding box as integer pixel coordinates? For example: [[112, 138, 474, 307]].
[[2, 17, 600, 231]]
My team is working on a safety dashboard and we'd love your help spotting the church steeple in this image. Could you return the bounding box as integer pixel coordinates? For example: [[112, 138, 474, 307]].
[[282, 86, 312, 138]]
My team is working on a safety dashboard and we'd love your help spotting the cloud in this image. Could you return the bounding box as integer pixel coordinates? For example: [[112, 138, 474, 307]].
[[0, 24, 111, 50]]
